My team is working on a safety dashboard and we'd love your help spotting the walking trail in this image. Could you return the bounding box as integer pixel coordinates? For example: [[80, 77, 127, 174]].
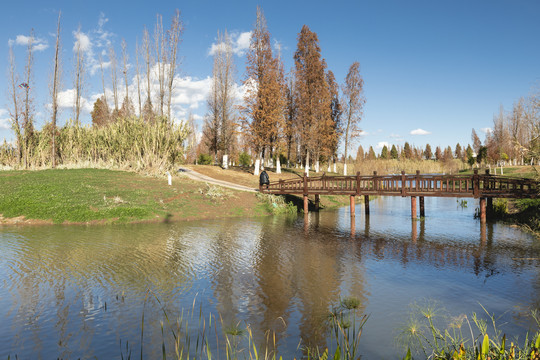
[[177, 167, 258, 193]]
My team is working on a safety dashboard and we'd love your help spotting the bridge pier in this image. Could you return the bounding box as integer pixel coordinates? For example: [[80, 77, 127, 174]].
[[350, 195, 355, 217], [303, 195, 309, 213], [411, 196, 417, 219], [487, 197, 493, 217], [479, 197, 487, 223], [315, 194, 320, 211], [419, 196, 425, 218], [364, 195, 370, 215]]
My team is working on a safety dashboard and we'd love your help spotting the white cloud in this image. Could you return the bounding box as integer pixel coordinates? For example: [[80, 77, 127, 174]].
[[209, 31, 252, 56], [8, 34, 49, 51], [0, 109, 11, 130], [376, 141, 389, 150], [358, 130, 367, 136], [410, 128, 431, 135], [73, 30, 92, 52], [57, 89, 93, 114], [480, 127, 492, 134], [235, 31, 252, 54]]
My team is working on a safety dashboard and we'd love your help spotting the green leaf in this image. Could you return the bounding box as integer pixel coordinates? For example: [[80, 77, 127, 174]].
[[333, 345, 341, 360], [403, 347, 412, 360], [481, 334, 489, 359], [535, 332, 540, 349]]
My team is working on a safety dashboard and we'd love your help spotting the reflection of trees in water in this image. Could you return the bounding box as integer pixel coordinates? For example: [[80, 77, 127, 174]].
[[2, 215, 540, 358], [3, 224, 195, 357]]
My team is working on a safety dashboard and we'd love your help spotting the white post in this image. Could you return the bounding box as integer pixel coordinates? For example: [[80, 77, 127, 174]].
[[343, 163, 347, 176], [500, 165, 503, 175], [327, 162, 331, 172], [333, 162, 337, 173], [223, 154, 228, 169], [315, 160, 320, 173], [276, 157, 281, 174], [167, 171, 172, 186], [254, 159, 260, 176]]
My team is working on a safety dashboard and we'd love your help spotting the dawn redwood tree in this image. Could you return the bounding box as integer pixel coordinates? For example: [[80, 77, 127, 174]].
[[294, 24, 331, 173], [341, 61, 365, 175], [403, 142, 412, 159], [435, 146, 442, 161], [471, 128, 482, 154], [91, 96, 110, 127], [284, 74, 297, 165], [326, 70, 342, 165], [242, 6, 285, 166], [454, 143, 462, 160], [367, 146, 376, 160], [424, 143, 432, 160], [356, 145, 364, 162]]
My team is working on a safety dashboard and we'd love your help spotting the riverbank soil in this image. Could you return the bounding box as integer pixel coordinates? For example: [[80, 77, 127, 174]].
[[0, 169, 269, 225]]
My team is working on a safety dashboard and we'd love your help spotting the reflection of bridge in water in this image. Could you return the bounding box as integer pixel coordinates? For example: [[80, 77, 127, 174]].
[[306, 211, 540, 278], [261, 169, 539, 221]]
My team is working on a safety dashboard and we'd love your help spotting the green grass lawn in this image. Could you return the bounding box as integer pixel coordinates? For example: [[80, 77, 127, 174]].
[[0, 169, 266, 224]]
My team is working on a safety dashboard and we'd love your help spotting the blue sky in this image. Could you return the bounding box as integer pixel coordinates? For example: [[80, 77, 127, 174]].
[[1, 0, 539, 154]]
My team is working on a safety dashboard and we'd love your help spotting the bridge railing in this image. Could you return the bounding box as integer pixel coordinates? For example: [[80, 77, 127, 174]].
[[261, 171, 539, 199]]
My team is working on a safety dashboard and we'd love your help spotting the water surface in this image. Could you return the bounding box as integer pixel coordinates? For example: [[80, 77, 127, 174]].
[[1, 197, 539, 359]]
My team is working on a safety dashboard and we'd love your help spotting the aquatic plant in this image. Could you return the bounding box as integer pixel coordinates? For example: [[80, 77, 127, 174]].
[[399, 301, 540, 360], [256, 193, 297, 215]]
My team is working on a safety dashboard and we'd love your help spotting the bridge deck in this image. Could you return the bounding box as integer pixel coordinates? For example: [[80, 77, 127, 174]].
[[260, 170, 539, 199]]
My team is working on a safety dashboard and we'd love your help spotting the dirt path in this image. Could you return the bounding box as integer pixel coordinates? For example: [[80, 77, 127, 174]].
[[177, 167, 258, 193]]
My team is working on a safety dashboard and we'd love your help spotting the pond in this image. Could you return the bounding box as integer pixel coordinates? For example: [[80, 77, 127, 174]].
[[0, 196, 539, 359]]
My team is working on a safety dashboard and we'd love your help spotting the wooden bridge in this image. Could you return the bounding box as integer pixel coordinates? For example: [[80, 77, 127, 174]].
[[259, 169, 539, 221]]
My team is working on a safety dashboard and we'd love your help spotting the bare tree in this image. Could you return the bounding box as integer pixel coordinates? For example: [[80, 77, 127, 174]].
[[341, 61, 365, 175], [202, 30, 236, 163], [142, 26, 154, 122], [109, 45, 119, 114], [50, 12, 62, 168], [135, 39, 142, 117], [7, 44, 22, 165], [154, 14, 166, 117], [22, 29, 35, 168], [120, 38, 131, 117], [73, 25, 85, 126], [166, 10, 182, 122]]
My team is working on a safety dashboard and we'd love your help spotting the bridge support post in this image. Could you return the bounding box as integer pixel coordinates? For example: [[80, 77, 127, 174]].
[[411, 196, 417, 219], [315, 194, 320, 211], [479, 197, 486, 223], [419, 196, 425, 218], [364, 195, 370, 215], [303, 172, 309, 213], [350, 195, 355, 217]]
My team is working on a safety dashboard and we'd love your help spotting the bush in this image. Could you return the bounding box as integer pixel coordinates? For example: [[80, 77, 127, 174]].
[[238, 152, 251, 167], [256, 193, 297, 215], [198, 154, 213, 165]]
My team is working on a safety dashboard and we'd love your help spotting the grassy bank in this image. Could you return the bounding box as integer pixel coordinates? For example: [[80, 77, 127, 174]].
[[490, 198, 540, 236], [0, 168, 271, 225]]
